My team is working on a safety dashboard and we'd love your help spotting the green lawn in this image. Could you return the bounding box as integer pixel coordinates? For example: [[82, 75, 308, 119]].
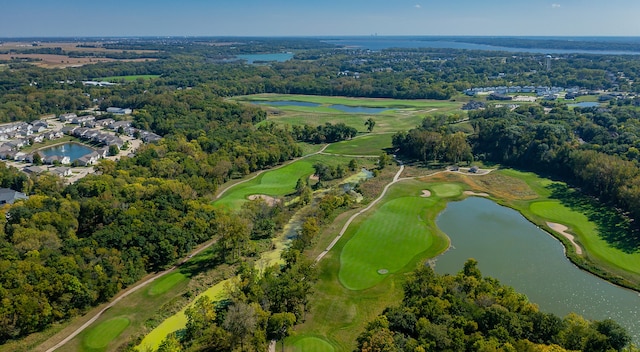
[[235, 93, 460, 108], [213, 159, 316, 210], [324, 133, 393, 156], [147, 272, 187, 296], [430, 183, 463, 198], [530, 201, 640, 276], [98, 74, 160, 82], [290, 336, 336, 352], [82, 317, 130, 351], [339, 195, 437, 290]]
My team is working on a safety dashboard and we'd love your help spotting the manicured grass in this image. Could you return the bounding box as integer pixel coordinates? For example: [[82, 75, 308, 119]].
[[214, 159, 315, 210], [98, 74, 160, 82], [291, 336, 336, 352], [236, 93, 460, 109], [530, 201, 640, 275], [339, 195, 436, 290], [324, 133, 393, 156], [430, 183, 463, 198], [138, 279, 231, 351], [82, 317, 130, 351], [147, 272, 187, 296]]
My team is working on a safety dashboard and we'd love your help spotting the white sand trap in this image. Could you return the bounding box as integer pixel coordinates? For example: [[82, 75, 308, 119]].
[[248, 194, 280, 206], [464, 191, 490, 197], [421, 190, 432, 197], [377, 269, 389, 275], [547, 222, 583, 255], [309, 175, 319, 181]]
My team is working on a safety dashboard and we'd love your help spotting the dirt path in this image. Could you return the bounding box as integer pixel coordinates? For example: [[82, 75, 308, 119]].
[[41, 238, 217, 352], [546, 222, 583, 255]]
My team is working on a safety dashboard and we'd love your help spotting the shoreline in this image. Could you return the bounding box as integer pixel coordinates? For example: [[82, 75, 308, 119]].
[[546, 222, 583, 255]]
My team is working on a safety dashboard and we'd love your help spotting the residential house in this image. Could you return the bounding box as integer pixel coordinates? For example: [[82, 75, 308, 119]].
[[24, 165, 46, 174], [141, 132, 162, 143], [71, 115, 95, 125], [107, 107, 132, 115], [0, 188, 28, 205], [32, 135, 45, 143], [43, 155, 71, 165], [76, 152, 100, 166], [59, 113, 77, 123], [109, 120, 132, 130], [49, 167, 72, 177], [96, 118, 115, 127], [61, 126, 78, 135]]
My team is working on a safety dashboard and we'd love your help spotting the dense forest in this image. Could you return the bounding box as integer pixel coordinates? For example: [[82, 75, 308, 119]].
[[358, 260, 631, 351]]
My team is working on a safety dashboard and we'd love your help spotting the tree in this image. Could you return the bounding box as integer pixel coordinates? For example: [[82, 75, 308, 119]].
[[224, 302, 257, 351], [267, 312, 296, 352], [365, 118, 376, 132], [108, 144, 119, 156], [32, 152, 42, 165]]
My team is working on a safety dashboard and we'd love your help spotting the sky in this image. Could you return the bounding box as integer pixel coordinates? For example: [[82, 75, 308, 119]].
[[1, 0, 640, 37]]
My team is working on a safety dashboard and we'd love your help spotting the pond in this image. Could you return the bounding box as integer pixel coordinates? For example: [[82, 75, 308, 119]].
[[435, 197, 640, 343], [568, 101, 600, 108], [236, 53, 294, 64], [329, 104, 391, 114], [39, 142, 95, 162], [252, 100, 321, 107]]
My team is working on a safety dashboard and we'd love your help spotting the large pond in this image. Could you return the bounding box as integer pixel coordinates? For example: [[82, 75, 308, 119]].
[[39, 142, 95, 162], [435, 197, 640, 343], [568, 101, 601, 108], [236, 53, 294, 64]]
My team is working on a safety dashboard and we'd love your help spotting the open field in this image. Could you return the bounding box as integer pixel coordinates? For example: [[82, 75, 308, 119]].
[[233, 94, 464, 134], [0, 54, 155, 68], [291, 336, 335, 352], [98, 75, 161, 82], [146, 272, 187, 297], [323, 133, 393, 156]]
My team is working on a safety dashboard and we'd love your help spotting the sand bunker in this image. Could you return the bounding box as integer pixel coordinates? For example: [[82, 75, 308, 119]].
[[247, 194, 280, 206], [464, 191, 490, 197], [547, 222, 583, 255], [421, 190, 432, 197], [377, 269, 389, 275]]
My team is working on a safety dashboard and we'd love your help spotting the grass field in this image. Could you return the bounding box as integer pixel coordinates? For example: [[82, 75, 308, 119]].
[[147, 272, 187, 296], [323, 133, 393, 156], [290, 336, 336, 352], [530, 201, 640, 276], [430, 183, 463, 198], [235, 93, 464, 134], [82, 317, 130, 351], [98, 74, 160, 82], [339, 195, 437, 290]]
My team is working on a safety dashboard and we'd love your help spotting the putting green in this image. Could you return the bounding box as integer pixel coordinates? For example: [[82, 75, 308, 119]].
[[291, 337, 335, 352], [430, 183, 463, 198], [83, 317, 130, 350], [147, 272, 187, 296], [339, 196, 435, 290]]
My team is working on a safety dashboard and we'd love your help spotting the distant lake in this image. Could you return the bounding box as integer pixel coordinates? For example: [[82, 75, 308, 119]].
[[324, 38, 640, 55], [252, 100, 320, 107], [568, 101, 601, 108], [39, 142, 95, 162], [329, 104, 390, 114], [236, 53, 294, 64]]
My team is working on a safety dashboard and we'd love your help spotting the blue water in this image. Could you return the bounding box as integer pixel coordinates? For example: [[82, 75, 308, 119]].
[[252, 100, 320, 107], [329, 104, 390, 114], [39, 142, 95, 162], [435, 197, 640, 344], [568, 102, 601, 108], [236, 53, 294, 64], [323, 37, 640, 55]]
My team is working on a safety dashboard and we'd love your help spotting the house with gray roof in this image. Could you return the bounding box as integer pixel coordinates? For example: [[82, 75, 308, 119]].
[[0, 188, 28, 205]]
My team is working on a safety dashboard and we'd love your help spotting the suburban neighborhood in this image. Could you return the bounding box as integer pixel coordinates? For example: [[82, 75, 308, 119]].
[[0, 108, 161, 183]]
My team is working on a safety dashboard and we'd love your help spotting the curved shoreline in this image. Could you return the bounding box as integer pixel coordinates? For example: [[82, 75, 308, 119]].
[[546, 222, 583, 255]]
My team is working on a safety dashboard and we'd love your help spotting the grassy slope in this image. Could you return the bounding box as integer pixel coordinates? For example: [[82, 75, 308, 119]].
[[323, 133, 393, 156]]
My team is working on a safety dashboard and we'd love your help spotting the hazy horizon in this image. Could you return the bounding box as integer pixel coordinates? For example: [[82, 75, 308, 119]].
[[2, 0, 640, 38]]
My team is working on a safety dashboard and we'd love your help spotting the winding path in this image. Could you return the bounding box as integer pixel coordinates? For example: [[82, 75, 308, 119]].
[[315, 163, 405, 262], [42, 238, 217, 352]]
